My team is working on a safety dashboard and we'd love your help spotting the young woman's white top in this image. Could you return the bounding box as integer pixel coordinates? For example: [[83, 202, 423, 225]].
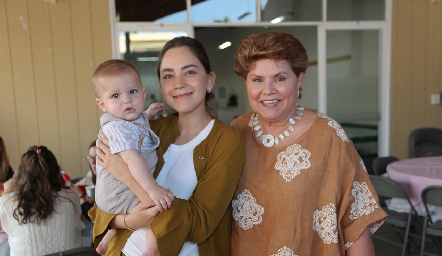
[[122, 119, 215, 256]]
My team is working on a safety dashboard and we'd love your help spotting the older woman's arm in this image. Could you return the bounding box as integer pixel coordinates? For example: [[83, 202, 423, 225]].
[[346, 227, 375, 256]]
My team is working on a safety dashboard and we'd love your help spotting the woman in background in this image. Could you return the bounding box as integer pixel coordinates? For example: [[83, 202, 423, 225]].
[[69, 140, 97, 220], [0, 145, 84, 256]]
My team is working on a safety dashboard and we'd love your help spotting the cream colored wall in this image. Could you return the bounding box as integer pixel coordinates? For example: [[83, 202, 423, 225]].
[[0, 0, 112, 178], [390, 0, 442, 159]]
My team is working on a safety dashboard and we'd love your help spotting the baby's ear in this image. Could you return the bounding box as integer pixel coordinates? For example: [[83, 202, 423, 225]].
[[95, 98, 107, 112], [142, 86, 147, 98]]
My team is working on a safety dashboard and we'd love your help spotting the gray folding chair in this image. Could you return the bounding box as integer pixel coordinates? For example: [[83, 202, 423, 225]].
[[370, 175, 421, 256], [409, 127, 442, 158], [420, 186, 442, 256], [44, 247, 99, 256], [372, 156, 400, 176]]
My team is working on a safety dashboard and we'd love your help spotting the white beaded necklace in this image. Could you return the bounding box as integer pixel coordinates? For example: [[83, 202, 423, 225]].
[[249, 104, 304, 147]]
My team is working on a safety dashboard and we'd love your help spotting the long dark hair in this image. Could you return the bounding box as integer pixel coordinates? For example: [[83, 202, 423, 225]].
[[0, 136, 10, 182], [13, 146, 65, 224]]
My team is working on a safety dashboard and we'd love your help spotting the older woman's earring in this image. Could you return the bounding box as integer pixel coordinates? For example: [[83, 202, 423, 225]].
[[207, 89, 211, 93], [297, 91, 300, 98]]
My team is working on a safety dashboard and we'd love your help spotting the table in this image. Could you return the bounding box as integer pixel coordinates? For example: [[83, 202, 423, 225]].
[[387, 156, 442, 205]]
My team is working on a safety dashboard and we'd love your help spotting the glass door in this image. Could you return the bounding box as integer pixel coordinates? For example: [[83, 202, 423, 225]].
[[325, 29, 381, 165]]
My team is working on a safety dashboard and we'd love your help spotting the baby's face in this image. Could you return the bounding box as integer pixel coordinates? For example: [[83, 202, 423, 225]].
[[95, 73, 146, 121]]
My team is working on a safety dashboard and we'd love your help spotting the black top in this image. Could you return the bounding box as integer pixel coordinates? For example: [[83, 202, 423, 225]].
[[6, 165, 14, 181]]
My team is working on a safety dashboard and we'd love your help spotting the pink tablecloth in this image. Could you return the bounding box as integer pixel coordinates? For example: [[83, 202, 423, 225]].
[[387, 156, 442, 205]]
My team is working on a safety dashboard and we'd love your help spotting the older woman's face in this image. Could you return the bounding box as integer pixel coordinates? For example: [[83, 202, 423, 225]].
[[244, 59, 304, 123]]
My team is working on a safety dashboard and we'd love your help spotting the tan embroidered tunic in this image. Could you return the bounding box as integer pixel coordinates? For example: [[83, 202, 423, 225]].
[[231, 112, 387, 256]]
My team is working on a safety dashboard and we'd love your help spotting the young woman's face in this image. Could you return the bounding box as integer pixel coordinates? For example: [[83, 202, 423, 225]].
[[244, 58, 304, 123], [159, 46, 215, 115]]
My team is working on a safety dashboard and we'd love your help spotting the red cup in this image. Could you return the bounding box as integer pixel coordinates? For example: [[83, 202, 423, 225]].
[[77, 185, 86, 195]]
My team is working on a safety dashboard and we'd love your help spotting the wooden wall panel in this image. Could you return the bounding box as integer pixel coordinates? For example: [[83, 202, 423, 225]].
[[91, 0, 113, 67], [70, 0, 99, 175], [49, 1, 81, 173], [0, 0, 20, 167], [28, 0, 60, 155], [410, 1, 427, 131], [391, 0, 413, 158], [390, 0, 442, 159], [425, 1, 442, 126], [6, 0, 39, 158], [0, 0, 112, 176]]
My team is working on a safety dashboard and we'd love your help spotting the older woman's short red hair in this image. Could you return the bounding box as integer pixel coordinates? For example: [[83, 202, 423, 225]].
[[234, 31, 308, 78]]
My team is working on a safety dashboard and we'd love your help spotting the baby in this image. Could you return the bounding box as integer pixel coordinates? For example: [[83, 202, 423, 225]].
[[92, 59, 174, 256]]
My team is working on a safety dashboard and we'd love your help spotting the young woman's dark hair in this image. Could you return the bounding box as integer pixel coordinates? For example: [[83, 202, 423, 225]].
[[156, 36, 212, 79], [13, 145, 66, 224]]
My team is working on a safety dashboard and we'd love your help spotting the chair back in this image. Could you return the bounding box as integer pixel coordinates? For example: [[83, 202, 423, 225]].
[[369, 175, 417, 213], [422, 186, 442, 213], [43, 247, 99, 256], [409, 127, 442, 158], [372, 156, 399, 176]]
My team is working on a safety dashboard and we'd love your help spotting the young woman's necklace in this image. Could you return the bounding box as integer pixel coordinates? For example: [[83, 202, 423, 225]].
[[249, 104, 304, 147]]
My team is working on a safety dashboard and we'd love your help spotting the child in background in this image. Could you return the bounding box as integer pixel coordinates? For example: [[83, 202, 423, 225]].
[[93, 59, 174, 256]]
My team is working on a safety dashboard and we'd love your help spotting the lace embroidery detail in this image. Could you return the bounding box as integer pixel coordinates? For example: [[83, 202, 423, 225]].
[[344, 242, 354, 250], [369, 220, 385, 234], [274, 144, 311, 182], [271, 246, 298, 256], [232, 189, 264, 230], [360, 159, 367, 172], [350, 182, 378, 219], [317, 112, 349, 142], [313, 203, 338, 244]]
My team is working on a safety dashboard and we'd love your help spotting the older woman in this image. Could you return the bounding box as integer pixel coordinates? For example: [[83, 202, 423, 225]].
[[230, 31, 387, 256]]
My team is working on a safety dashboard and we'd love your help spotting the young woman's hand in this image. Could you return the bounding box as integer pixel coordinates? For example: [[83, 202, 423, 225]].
[[96, 133, 131, 183], [125, 201, 159, 229]]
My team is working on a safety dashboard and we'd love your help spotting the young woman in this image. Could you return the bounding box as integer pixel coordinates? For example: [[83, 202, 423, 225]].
[[89, 37, 245, 255]]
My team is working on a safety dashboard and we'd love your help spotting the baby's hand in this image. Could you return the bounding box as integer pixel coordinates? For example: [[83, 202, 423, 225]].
[[148, 185, 174, 212], [144, 102, 166, 119]]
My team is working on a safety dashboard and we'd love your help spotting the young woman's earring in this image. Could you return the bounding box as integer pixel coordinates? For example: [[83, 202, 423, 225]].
[[297, 91, 300, 98]]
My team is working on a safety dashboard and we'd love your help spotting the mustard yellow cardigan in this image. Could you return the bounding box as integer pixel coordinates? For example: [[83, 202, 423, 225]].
[[89, 114, 245, 255]]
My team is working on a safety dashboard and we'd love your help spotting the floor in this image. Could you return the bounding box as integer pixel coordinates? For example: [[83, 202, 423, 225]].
[[373, 221, 441, 256]]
